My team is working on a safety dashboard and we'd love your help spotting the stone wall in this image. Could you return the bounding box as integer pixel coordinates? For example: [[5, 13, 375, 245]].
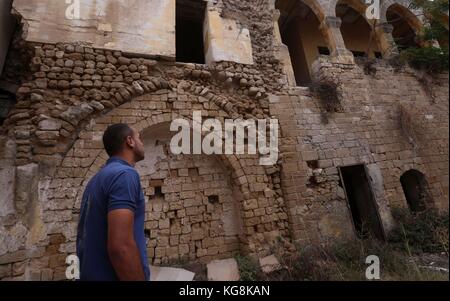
[[272, 57, 449, 243], [12, 0, 254, 65], [0, 36, 291, 279], [13, 0, 177, 59]]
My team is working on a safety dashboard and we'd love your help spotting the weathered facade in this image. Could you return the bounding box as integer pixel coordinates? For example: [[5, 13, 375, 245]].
[[0, 0, 448, 280]]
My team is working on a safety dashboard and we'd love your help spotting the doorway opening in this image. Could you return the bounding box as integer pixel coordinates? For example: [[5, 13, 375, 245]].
[[400, 169, 430, 212], [339, 164, 385, 240]]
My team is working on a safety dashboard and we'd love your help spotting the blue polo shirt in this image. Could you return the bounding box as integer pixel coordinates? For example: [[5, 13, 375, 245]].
[[76, 157, 150, 281]]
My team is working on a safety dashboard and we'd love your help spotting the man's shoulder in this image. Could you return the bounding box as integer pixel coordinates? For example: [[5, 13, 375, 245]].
[[100, 162, 140, 182]]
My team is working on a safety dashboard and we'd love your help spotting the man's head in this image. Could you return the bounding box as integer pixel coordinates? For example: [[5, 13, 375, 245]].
[[103, 124, 145, 163]]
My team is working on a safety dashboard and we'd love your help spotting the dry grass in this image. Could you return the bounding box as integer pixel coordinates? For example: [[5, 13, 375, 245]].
[[235, 208, 449, 281]]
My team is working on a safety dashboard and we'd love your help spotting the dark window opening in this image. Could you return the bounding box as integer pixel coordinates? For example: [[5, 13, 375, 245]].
[[176, 0, 206, 64], [0, 89, 16, 125], [387, 4, 420, 50], [154, 186, 164, 198], [307, 160, 319, 169], [351, 50, 367, 58], [307, 175, 319, 188], [339, 165, 385, 240], [400, 170, 430, 212], [337, 3, 380, 59], [208, 195, 219, 204], [189, 168, 199, 177], [318, 47, 331, 56], [276, 0, 325, 86]]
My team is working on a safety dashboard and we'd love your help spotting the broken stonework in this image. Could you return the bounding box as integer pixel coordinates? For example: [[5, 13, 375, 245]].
[[0, 166, 15, 217], [259, 255, 282, 274], [15, 164, 39, 215]]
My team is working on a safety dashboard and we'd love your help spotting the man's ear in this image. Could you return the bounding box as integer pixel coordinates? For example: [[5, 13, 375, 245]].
[[125, 135, 135, 149]]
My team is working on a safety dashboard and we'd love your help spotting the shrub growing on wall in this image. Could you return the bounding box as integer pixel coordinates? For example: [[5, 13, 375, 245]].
[[400, 0, 449, 74]]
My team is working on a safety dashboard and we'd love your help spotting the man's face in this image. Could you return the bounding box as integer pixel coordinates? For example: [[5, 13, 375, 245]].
[[129, 128, 145, 162]]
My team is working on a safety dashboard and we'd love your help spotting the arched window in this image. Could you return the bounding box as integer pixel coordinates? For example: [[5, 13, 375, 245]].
[[386, 4, 421, 50], [276, 0, 328, 86], [400, 169, 430, 212], [336, 0, 381, 58]]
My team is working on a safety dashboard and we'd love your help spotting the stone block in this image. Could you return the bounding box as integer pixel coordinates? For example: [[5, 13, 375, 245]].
[[207, 258, 240, 281]]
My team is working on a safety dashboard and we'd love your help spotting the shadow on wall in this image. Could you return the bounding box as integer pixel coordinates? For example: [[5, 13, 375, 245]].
[[135, 122, 245, 265]]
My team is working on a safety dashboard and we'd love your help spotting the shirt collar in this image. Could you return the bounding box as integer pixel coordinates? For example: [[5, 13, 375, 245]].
[[106, 156, 133, 167]]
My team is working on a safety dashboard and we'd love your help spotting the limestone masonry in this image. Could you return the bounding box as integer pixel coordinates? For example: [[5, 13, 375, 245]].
[[0, 0, 448, 280]]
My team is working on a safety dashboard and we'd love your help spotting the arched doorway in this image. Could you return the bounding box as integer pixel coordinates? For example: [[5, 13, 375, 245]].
[[336, 0, 381, 58], [276, 0, 328, 86], [386, 4, 421, 50], [135, 122, 245, 265], [400, 169, 430, 212]]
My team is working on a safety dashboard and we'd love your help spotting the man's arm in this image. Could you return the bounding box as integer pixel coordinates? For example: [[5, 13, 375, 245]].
[[107, 209, 145, 281]]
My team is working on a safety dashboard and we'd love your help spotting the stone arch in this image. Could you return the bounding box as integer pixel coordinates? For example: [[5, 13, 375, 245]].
[[271, 0, 327, 21], [384, 2, 423, 50], [380, 0, 424, 25], [334, 0, 382, 58], [2, 42, 268, 167], [44, 90, 289, 268], [274, 0, 330, 85], [75, 110, 255, 195], [326, 0, 368, 17], [76, 111, 254, 206], [335, 0, 368, 16], [386, 162, 435, 211], [400, 169, 432, 212]]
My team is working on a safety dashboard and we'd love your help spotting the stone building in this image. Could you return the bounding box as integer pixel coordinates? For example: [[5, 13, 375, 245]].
[[0, 0, 448, 280]]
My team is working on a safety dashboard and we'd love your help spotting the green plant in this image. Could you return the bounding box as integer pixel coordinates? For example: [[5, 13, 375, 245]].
[[235, 255, 262, 281], [312, 81, 342, 112], [400, 0, 449, 74], [232, 207, 449, 281], [400, 46, 449, 73], [389, 207, 449, 254]]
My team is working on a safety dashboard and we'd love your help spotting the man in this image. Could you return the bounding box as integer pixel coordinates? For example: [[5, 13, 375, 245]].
[[76, 123, 150, 281]]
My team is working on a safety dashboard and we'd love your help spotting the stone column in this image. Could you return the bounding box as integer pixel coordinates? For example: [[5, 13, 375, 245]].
[[319, 16, 354, 64], [272, 9, 296, 86], [375, 23, 399, 59], [204, 8, 254, 65]]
